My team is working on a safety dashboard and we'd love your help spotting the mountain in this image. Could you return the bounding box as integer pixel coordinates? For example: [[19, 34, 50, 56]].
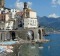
[[37, 16, 60, 30]]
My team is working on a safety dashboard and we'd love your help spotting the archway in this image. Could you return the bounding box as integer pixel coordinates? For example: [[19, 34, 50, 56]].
[[38, 30, 41, 39], [10, 31, 16, 40], [42, 29, 45, 36], [27, 30, 34, 40]]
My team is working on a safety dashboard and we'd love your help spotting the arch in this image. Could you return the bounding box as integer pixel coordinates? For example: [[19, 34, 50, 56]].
[[10, 31, 16, 40], [42, 29, 45, 36], [38, 29, 41, 39], [27, 30, 34, 40]]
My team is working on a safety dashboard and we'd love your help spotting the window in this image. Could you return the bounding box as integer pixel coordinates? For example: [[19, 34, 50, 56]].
[[26, 12, 29, 17]]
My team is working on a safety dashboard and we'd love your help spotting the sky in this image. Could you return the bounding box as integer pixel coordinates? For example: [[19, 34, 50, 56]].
[[5, 0, 60, 17]]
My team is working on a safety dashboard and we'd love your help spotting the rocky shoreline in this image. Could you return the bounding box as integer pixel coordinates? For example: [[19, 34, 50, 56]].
[[0, 39, 49, 56]]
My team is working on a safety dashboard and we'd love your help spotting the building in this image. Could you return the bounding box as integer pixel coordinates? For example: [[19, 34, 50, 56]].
[[0, 0, 4, 8], [0, 7, 20, 30], [0, 1, 45, 42], [14, 2, 44, 41], [23, 2, 38, 28]]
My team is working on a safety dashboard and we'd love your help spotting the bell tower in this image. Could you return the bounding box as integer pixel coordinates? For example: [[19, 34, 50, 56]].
[[0, 0, 4, 8]]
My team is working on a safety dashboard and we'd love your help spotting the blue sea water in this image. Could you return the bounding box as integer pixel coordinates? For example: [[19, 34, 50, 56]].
[[0, 41, 16, 45], [18, 33, 60, 56], [42, 33, 60, 56]]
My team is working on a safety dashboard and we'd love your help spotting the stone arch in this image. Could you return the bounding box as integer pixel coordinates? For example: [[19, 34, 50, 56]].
[[38, 29, 41, 39], [10, 31, 16, 40], [27, 30, 34, 40], [42, 29, 45, 36]]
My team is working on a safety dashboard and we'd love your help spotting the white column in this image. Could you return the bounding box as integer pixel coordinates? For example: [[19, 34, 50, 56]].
[[0, 32, 1, 41]]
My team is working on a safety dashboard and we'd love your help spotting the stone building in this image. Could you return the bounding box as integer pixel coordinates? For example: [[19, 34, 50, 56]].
[[0, 0, 4, 8], [0, 1, 45, 42]]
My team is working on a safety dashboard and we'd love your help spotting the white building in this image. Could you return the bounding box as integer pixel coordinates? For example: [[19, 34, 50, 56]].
[[0, 8, 20, 30], [0, 2, 38, 30], [10, 9, 20, 19], [23, 8, 38, 28], [24, 18, 38, 28], [0, 12, 14, 30]]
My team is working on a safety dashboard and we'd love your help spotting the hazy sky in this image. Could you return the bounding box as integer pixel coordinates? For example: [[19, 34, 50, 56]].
[[5, 0, 60, 17]]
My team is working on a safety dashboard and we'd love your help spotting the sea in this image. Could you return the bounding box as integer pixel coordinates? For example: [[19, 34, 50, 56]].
[[1, 33, 60, 56]]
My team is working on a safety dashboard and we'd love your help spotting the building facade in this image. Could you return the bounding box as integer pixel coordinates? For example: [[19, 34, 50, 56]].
[[0, 0, 4, 8], [0, 1, 45, 41]]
